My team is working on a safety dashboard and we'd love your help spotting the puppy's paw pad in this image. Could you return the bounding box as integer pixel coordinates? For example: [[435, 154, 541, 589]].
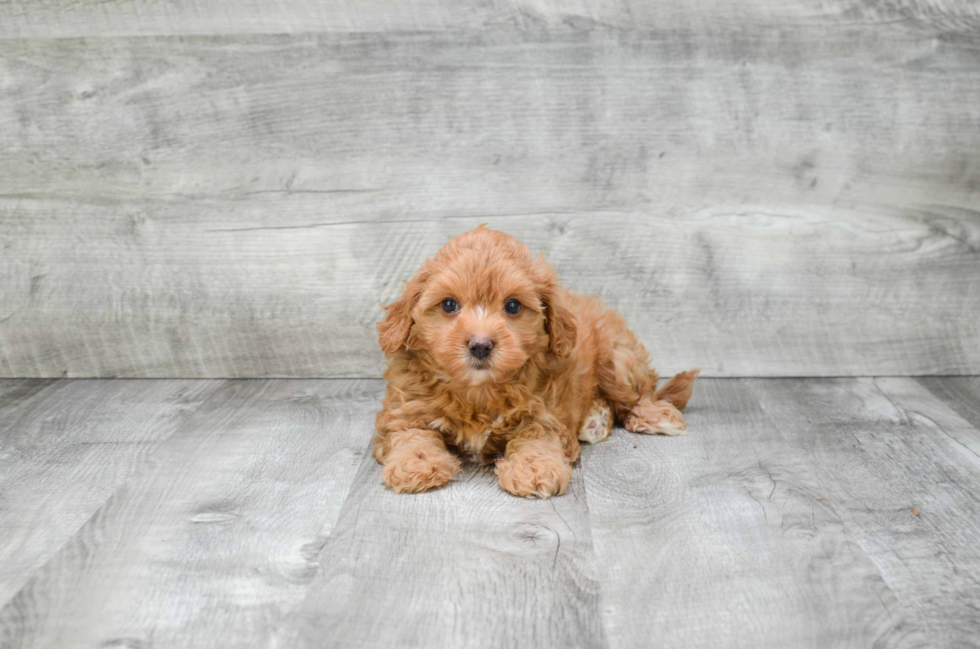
[[625, 399, 687, 436], [495, 444, 571, 499], [578, 401, 613, 444], [383, 448, 461, 493]]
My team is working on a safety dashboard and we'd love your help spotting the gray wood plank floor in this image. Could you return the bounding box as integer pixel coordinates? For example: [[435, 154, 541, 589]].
[[1, 378, 979, 648]]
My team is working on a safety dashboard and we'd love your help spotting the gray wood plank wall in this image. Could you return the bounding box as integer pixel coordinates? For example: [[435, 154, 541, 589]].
[[1, 1, 978, 378]]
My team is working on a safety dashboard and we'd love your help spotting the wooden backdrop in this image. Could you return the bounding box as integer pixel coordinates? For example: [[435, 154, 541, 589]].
[[1, 1, 978, 378]]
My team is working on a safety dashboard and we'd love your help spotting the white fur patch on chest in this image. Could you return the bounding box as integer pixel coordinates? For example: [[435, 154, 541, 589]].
[[429, 416, 502, 463], [464, 430, 490, 460]]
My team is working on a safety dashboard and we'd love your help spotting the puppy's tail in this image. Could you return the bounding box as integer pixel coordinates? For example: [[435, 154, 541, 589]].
[[654, 369, 700, 411]]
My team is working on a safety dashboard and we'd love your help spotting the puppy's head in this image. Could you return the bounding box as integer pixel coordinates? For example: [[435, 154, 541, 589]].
[[378, 226, 576, 385]]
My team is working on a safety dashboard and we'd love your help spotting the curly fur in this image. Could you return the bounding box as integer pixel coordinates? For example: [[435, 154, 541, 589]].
[[374, 226, 698, 498]]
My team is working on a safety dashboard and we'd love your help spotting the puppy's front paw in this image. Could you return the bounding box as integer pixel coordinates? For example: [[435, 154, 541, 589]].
[[625, 398, 687, 436], [495, 439, 572, 499], [383, 444, 461, 494]]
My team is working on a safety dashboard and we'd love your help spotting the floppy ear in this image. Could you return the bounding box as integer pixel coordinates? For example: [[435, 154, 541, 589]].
[[532, 255, 577, 358], [377, 267, 429, 357], [543, 292, 577, 357]]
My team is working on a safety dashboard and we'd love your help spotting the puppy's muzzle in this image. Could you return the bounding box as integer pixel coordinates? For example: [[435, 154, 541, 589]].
[[468, 337, 494, 361]]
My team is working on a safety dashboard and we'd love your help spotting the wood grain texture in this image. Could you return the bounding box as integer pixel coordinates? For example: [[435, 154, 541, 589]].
[[0, 379, 220, 606], [1, 31, 979, 378], [1, 378, 980, 646], [1, 0, 978, 37], [748, 378, 980, 646], [0, 380, 60, 427], [918, 376, 980, 435], [283, 452, 606, 648], [0, 379, 377, 648], [885, 377, 980, 469], [583, 378, 915, 648]]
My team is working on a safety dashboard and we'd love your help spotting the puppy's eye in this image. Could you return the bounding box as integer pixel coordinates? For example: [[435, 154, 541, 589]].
[[504, 299, 522, 315], [442, 298, 459, 314]]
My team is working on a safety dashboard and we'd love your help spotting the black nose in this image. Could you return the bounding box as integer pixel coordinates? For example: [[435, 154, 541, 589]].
[[468, 338, 494, 360]]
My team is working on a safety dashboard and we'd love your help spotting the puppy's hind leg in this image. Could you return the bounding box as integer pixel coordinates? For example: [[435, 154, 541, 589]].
[[624, 395, 687, 436], [593, 307, 699, 435], [578, 397, 613, 445], [623, 370, 700, 436]]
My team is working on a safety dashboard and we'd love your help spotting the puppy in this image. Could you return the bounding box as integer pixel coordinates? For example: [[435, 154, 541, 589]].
[[374, 226, 698, 498]]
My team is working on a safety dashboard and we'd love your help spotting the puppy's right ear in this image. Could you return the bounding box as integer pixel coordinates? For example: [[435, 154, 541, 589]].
[[377, 267, 429, 357]]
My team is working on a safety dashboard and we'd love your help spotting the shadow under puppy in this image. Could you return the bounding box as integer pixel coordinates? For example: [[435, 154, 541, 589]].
[[374, 226, 698, 498]]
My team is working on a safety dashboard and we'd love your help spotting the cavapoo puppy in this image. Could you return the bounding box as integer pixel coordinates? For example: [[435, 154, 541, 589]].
[[374, 225, 698, 498]]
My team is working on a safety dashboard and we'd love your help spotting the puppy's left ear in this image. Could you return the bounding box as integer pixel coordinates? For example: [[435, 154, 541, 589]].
[[377, 266, 429, 357], [533, 255, 577, 358], [544, 293, 577, 357]]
